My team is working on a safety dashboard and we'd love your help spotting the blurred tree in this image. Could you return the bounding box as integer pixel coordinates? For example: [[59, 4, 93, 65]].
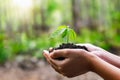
[[71, 0, 81, 33]]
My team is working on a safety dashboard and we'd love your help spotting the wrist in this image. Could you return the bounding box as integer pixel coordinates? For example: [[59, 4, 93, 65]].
[[88, 54, 101, 72], [85, 53, 99, 72]]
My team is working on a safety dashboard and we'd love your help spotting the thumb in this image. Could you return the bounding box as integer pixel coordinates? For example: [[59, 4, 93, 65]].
[[50, 49, 69, 59], [43, 50, 49, 57]]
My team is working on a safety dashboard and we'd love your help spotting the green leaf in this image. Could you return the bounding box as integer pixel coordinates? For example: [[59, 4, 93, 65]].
[[61, 28, 68, 38], [68, 29, 77, 41], [50, 28, 66, 38], [50, 25, 77, 43], [50, 25, 68, 38]]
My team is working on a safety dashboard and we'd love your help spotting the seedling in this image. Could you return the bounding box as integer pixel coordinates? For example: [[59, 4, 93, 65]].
[[50, 25, 77, 43], [49, 25, 88, 60]]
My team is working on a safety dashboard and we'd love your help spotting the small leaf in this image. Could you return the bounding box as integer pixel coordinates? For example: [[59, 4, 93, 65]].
[[50, 25, 77, 43], [68, 29, 77, 41], [61, 28, 67, 38], [50, 29, 61, 38], [50, 26, 67, 38]]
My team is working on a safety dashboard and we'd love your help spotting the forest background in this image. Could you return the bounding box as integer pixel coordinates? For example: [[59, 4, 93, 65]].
[[0, 0, 120, 66]]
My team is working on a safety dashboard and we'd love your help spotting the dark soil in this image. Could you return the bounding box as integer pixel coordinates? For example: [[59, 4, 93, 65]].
[[54, 43, 88, 51], [51, 43, 88, 60]]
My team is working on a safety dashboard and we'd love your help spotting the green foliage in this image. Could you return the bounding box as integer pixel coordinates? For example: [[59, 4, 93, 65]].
[[0, 33, 9, 64], [0, 0, 120, 64], [47, 0, 59, 15], [50, 25, 77, 43]]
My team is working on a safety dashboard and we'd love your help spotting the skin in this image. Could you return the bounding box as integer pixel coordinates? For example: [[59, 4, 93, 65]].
[[76, 44, 120, 68], [43, 43, 120, 80]]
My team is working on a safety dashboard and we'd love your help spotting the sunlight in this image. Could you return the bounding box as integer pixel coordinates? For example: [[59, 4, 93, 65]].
[[13, 0, 33, 10], [12, 0, 33, 20]]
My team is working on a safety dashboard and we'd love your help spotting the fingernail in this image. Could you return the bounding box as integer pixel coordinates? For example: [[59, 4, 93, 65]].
[[43, 50, 49, 54], [49, 47, 54, 53], [49, 47, 53, 49]]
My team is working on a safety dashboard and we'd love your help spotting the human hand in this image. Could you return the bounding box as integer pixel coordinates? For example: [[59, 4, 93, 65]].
[[43, 44, 120, 79], [76, 43, 110, 59], [43, 49, 94, 78], [79, 43, 120, 69]]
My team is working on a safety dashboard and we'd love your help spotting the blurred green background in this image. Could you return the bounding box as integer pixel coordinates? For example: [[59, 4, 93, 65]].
[[0, 0, 120, 64]]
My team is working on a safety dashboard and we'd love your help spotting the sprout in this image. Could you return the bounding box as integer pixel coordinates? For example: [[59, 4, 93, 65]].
[[50, 25, 77, 43]]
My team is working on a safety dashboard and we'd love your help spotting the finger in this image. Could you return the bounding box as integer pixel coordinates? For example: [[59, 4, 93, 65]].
[[43, 50, 66, 75], [43, 50, 50, 59], [49, 58, 70, 76], [43, 50, 53, 64], [51, 65, 63, 74], [76, 43, 100, 51], [49, 47, 54, 53], [43, 50, 49, 55], [46, 55, 64, 74], [50, 57, 69, 68], [50, 49, 69, 59], [43, 50, 61, 72], [43, 50, 62, 68], [43, 50, 61, 65]]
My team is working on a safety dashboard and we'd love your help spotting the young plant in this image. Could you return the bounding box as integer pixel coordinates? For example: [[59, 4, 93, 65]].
[[50, 25, 77, 43], [49, 25, 88, 60]]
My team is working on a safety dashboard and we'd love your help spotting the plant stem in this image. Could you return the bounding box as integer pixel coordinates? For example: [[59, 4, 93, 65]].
[[66, 27, 69, 43]]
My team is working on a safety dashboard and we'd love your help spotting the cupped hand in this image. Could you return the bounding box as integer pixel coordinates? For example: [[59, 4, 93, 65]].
[[43, 49, 94, 78]]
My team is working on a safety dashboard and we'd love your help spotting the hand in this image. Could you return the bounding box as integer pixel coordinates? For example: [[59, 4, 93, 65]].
[[76, 43, 110, 59], [79, 43, 120, 68], [43, 44, 120, 79], [43, 49, 94, 78]]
